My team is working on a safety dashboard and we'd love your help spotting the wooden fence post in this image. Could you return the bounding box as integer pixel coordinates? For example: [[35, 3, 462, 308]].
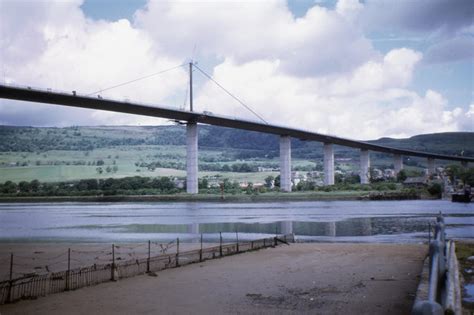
[[176, 238, 180, 267], [219, 232, 223, 257], [66, 248, 71, 290], [111, 244, 116, 281], [236, 230, 239, 253], [7, 253, 13, 303], [428, 222, 431, 244], [147, 240, 151, 273], [199, 233, 203, 262]]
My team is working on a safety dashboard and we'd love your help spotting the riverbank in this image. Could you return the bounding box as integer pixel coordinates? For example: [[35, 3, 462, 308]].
[[0, 243, 427, 315], [0, 190, 429, 203]]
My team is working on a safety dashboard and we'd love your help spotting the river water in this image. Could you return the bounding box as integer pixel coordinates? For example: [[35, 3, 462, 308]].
[[0, 200, 472, 243]]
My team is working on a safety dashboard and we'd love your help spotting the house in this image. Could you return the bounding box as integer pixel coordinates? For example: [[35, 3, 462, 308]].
[[403, 177, 428, 187]]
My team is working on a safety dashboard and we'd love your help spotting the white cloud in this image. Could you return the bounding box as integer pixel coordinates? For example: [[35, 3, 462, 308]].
[[195, 49, 468, 139], [134, 0, 376, 77], [0, 0, 471, 139]]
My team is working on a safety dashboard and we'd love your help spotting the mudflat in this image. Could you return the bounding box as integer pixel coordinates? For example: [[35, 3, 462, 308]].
[[0, 243, 426, 315]]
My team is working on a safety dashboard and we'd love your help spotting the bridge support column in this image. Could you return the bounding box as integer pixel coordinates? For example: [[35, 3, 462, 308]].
[[323, 143, 335, 186], [360, 149, 370, 184], [279, 136, 292, 192], [461, 161, 469, 169], [324, 221, 336, 237], [186, 223, 200, 234], [394, 154, 403, 175], [427, 158, 435, 176], [186, 122, 198, 194]]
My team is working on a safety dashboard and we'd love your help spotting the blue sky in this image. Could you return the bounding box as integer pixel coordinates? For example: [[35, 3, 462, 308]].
[[1, 0, 472, 139]]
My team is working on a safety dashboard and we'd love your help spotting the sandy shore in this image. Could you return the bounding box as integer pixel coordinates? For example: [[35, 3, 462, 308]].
[[0, 243, 426, 314]]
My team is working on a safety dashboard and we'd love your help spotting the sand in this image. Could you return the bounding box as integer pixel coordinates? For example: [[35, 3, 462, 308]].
[[0, 243, 427, 315]]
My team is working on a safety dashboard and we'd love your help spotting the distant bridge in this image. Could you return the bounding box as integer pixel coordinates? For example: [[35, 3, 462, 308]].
[[0, 84, 472, 193]]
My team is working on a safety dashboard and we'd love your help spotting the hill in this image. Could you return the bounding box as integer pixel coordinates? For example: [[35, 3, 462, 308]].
[[0, 125, 471, 183], [1, 125, 472, 158]]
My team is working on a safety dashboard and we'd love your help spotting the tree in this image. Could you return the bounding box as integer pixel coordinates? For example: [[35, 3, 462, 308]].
[[30, 179, 40, 192], [264, 176, 274, 188], [274, 175, 281, 187], [96, 167, 103, 174], [397, 170, 408, 182]]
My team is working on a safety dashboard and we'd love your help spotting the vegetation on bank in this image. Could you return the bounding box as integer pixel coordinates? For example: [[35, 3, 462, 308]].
[[0, 175, 437, 200]]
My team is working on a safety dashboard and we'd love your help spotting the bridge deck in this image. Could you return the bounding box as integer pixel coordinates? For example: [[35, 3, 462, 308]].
[[0, 84, 472, 162]]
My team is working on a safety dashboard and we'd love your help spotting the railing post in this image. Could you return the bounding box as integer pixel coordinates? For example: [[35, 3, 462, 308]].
[[236, 230, 239, 253], [7, 253, 13, 303], [176, 238, 180, 267], [219, 232, 223, 257], [147, 240, 151, 273], [199, 233, 203, 262], [66, 248, 71, 290], [428, 222, 431, 244]]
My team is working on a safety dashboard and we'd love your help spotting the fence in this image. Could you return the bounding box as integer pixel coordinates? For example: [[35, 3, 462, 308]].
[[0, 233, 294, 304], [412, 214, 462, 315]]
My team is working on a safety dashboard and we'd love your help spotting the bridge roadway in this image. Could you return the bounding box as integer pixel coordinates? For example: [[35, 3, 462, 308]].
[[1, 84, 472, 193]]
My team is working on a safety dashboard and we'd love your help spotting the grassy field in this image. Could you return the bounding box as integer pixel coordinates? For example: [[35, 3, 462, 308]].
[[0, 146, 283, 183]]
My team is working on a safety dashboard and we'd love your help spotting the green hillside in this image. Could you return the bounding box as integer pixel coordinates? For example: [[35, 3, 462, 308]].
[[0, 125, 471, 183]]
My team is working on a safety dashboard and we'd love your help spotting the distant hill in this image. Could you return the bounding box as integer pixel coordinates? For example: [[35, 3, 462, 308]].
[[0, 125, 472, 159]]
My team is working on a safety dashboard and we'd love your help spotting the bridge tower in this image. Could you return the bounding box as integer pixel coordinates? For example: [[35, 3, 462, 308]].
[[186, 62, 198, 194]]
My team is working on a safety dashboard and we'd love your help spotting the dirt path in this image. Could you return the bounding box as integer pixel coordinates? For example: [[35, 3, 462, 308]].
[[0, 243, 427, 315]]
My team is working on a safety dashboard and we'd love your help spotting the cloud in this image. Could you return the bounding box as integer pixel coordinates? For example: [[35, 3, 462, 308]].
[[361, 0, 474, 35], [0, 0, 471, 139], [1, 0, 187, 126], [134, 0, 376, 77], [195, 49, 468, 139], [424, 36, 474, 64]]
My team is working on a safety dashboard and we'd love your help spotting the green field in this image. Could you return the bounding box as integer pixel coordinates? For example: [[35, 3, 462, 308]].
[[0, 146, 283, 183]]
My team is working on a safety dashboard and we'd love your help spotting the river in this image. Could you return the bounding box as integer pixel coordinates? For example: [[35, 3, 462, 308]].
[[0, 200, 472, 243]]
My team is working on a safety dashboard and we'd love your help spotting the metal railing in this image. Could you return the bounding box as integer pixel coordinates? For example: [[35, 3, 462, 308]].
[[412, 214, 462, 315], [0, 233, 294, 304]]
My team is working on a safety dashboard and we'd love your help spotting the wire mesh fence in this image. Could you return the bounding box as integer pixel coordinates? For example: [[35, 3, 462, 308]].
[[0, 233, 294, 304]]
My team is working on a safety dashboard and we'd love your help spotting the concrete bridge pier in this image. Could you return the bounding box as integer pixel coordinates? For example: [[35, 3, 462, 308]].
[[323, 143, 335, 186], [461, 161, 469, 169], [394, 154, 403, 175], [186, 122, 198, 194], [280, 136, 292, 192], [324, 221, 336, 237], [360, 149, 370, 184], [186, 223, 200, 234], [427, 158, 435, 176]]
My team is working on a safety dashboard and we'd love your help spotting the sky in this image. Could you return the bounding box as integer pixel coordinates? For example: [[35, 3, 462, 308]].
[[0, 0, 473, 140]]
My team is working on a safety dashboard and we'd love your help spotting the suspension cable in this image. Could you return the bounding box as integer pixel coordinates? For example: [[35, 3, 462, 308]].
[[193, 64, 268, 124], [87, 63, 186, 96]]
